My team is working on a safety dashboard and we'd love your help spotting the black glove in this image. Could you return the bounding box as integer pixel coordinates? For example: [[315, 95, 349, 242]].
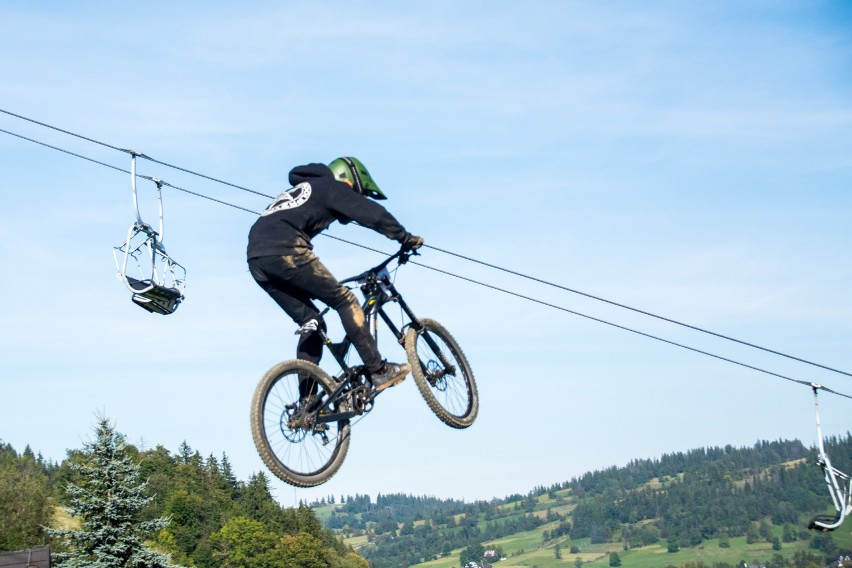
[[401, 233, 424, 251]]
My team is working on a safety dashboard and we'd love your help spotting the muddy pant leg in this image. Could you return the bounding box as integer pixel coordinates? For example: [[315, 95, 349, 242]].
[[330, 293, 383, 372], [249, 256, 326, 396], [290, 258, 384, 372], [249, 254, 384, 373]]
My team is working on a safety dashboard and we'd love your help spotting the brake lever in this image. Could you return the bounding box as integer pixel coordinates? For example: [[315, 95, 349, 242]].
[[397, 247, 420, 265]]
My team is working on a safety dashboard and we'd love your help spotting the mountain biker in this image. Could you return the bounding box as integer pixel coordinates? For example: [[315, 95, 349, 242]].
[[247, 157, 424, 395]]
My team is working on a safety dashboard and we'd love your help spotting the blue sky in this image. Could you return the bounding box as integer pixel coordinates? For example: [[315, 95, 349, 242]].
[[1, 2, 851, 506]]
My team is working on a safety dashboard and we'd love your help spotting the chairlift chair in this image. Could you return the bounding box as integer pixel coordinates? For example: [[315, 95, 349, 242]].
[[807, 385, 852, 532], [113, 152, 186, 315]]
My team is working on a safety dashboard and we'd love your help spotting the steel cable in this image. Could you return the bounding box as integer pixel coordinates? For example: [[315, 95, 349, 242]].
[[321, 235, 852, 400], [423, 244, 852, 380], [2, 110, 850, 399]]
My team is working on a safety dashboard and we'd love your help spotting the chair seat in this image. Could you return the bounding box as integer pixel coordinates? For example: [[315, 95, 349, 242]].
[[126, 276, 183, 315], [808, 513, 841, 532]]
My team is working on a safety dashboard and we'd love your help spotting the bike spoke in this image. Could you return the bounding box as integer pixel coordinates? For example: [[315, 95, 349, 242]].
[[262, 371, 338, 477], [414, 335, 471, 418], [405, 318, 478, 429]]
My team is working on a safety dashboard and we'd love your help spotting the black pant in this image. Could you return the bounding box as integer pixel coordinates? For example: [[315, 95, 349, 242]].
[[248, 251, 383, 373]]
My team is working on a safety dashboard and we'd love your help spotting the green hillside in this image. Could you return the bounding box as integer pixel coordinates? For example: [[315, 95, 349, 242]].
[[4, 431, 849, 568], [314, 437, 852, 567], [0, 433, 368, 567]]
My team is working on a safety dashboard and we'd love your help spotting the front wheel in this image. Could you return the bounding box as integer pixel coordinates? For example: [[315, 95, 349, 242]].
[[405, 318, 478, 429], [250, 359, 350, 487]]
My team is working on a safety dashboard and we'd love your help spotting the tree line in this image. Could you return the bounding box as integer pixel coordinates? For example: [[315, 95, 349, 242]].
[[568, 436, 850, 549], [0, 418, 367, 567], [317, 437, 851, 566], [5, 425, 848, 567], [313, 490, 551, 566]]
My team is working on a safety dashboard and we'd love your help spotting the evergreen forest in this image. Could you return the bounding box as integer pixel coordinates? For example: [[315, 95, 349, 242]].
[[2, 426, 850, 568], [0, 418, 366, 567], [312, 437, 852, 567]]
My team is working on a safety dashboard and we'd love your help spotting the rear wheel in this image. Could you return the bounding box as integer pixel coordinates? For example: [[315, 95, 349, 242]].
[[250, 359, 350, 487], [405, 318, 478, 429]]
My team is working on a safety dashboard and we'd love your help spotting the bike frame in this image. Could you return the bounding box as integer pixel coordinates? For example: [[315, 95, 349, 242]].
[[304, 249, 452, 425]]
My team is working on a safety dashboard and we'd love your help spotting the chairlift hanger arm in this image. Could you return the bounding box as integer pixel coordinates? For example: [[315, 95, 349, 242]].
[[113, 151, 186, 315], [807, 385, 852, 532], [128, 153, 166, 239]]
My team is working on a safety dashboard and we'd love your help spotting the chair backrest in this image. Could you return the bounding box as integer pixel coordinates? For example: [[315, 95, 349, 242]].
[[113, 152, 186, 315]]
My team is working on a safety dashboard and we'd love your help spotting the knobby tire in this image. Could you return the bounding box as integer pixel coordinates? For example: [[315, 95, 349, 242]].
[[405, 318, 478, 429], [250, 359, 350, 487]]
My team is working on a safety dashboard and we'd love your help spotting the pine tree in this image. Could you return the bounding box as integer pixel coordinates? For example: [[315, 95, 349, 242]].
[[219, 453, 239, 495], [47, 416, 183, 568], [0, 442, 53, 550]]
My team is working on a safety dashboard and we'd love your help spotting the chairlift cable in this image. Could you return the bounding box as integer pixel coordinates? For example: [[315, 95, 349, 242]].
[[0, 127, 127, 174], [0, 108, 125, 152], [320, 236, 852, 399], [422, 243, 852, 381], [4, 108, 848, 382], [2, 111, 851, 396], [140, 155, 275, 199], [0, 107, 275, 200], [0, 126, 262, 216], [154, 178, 263, 215]]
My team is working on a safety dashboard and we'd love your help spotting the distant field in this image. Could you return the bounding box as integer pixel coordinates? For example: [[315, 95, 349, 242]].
[[329, 510, 849, 568], [409, 526, 837, 568], [316, 478, 851, 568], [417, 554, 463, 568]]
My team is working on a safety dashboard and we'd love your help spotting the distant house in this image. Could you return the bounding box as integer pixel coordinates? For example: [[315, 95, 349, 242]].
[[0, 547, 50, 568]]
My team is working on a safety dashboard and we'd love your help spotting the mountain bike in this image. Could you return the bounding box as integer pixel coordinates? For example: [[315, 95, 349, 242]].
[[250, 247, 478, 487]]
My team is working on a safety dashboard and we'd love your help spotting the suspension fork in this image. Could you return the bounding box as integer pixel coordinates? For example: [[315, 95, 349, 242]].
[[380, 279, 457, 374]]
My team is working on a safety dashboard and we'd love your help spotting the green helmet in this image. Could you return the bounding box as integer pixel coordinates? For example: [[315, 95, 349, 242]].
[[328, 157, 387, 200]]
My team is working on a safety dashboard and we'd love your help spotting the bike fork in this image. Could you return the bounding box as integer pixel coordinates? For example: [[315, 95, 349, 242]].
[[382, 286, 457, 375]]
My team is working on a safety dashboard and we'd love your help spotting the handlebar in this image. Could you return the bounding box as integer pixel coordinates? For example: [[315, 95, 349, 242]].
[[340, 245, 418, 285]]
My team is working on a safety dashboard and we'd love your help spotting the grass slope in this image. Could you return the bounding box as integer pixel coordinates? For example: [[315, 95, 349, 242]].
[[314, 456, 851, 568]]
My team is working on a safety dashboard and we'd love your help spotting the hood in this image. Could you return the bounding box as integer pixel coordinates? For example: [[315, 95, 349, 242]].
[[289, 163, 333, 186]]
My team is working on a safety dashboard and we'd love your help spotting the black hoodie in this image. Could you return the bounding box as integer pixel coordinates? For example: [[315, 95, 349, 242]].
[[247, 163, 408, 260]]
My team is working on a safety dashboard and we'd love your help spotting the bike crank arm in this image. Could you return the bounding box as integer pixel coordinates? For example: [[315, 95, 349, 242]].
[[314, 410, 359, 424], [313, 387, 380, 424]]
